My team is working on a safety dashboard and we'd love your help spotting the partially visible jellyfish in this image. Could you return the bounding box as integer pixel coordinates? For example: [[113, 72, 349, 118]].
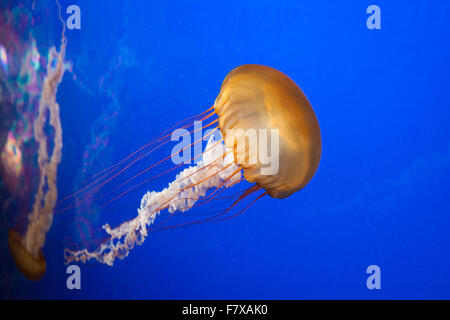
[[64, 64, 321, 266], [8, 8, 67, 281]]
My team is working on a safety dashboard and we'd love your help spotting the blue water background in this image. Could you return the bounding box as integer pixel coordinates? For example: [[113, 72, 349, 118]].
[[2, 0, 450, 299]]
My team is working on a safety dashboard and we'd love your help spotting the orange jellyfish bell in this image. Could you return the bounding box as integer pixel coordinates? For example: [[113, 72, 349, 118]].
[[8, 229, 46, 281], [214, 64, 322, 198]]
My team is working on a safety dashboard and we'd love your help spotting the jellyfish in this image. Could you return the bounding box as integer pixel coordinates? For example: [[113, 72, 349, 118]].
[[8, 3, 67, 281], [64, 64, 321, 266]]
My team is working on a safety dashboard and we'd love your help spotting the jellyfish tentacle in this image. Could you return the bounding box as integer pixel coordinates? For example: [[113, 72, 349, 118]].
[[100, 140, 228, 207], [152, 183, 260, 232], [75, 108, 216, 192], [57, 113, 217, 208], [56, 121, 220, 213], [152, 171, 244, 229], [204, 190, 267, 225], [64, 134, 242, 266]]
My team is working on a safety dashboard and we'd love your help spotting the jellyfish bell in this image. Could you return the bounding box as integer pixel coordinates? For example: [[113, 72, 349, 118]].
[[64, 64, 321, 266], [8, 229, 46, 281], [215, 64, 322, 198]]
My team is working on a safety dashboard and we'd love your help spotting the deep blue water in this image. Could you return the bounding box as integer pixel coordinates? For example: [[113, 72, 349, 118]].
[[1, 0, 450, 299]]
